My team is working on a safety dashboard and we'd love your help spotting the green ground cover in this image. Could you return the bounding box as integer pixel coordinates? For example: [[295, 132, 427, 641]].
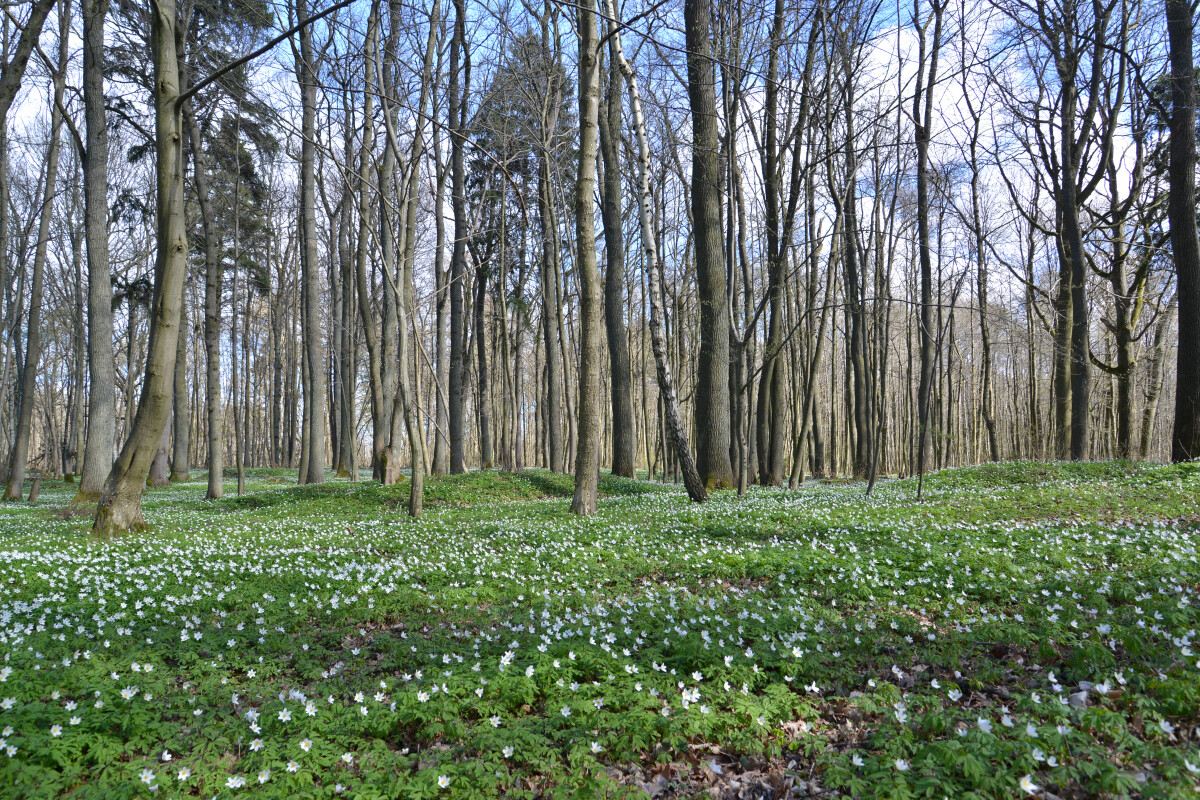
[[0, 461, 1197, 799]]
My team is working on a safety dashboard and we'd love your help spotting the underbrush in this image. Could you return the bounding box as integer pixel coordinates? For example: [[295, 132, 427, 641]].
[[0, 461, 1197, 798]]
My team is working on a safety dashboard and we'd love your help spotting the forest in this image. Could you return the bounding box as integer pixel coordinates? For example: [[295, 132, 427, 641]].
[[0, 0, 1197, 796], [0, 0, 1192, 527]]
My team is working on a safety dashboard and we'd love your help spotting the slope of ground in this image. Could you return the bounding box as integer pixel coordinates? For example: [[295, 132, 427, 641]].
[[0, 461, 1197, 799]]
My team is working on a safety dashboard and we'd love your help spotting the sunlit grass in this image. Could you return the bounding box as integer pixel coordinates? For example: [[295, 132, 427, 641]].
[[0, 461, 1197, 798]]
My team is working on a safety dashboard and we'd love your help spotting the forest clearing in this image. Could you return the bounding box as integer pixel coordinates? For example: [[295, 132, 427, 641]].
[[0, 461, 1198, 798]]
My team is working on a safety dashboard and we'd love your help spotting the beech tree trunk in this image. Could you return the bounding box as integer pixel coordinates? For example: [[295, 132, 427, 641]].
[[171, 275, 189, 480], [600, 31, 635, 479], [684, 0, 733, 490], [570, 0, 602, 515], [76, 0, 117, 502], [93, 0, 188, 535], [296, 0, 326, 485], [447, 0, 468, 475], [1167, 0, 1199, 462]]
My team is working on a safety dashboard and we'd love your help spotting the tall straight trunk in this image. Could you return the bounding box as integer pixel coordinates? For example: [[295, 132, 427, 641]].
[[432, 154, 449, 474], [171, 275, 189, 480], [571, 0, 602, 515], [296, 0, 326, 484], [270, 272, 284, 465], [231, 157, 246, 495], [68, 208, 86, 479], [538, 165, 564, 472], [1052, 264, 1072, 458], [969, 140, 999, 462], [684, 0, 733, 490], [606, 0, 705, 501], [913, 0, 943, 494], [376, 2, 401, 483], [392, 0, 435, 515], [447, 0, 468, 474], [188, 111, 224, 498], [5, 4, 68, 500], [600, 31, 635, 478], [94, 0, 188, 535], [1061, 101, 1090, 461], [77, 0, 117, 502], [474, 257, 493, 468], [1142, 301, 1174, 459], [354, 12, 387, 480], [837, 51, 870, 478], [1167, 0, 1199, 461], [757, 0, 785, 487]]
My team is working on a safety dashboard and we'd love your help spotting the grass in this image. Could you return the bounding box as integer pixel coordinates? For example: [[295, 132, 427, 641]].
[[0, 460, 1198, 798]]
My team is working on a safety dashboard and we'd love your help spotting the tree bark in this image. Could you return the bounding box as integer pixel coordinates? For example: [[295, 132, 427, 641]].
[[606, 0, 705, 502], [187, 110, 224, 498], [570, 0, 602, 515], [913, 0, 943, 493], [448, 0, 468, 474], [684, 0, 733, 490], [1167, 0, 1199, 462], [76, 0, 117, 502], [171, 274, 189, 480], [296, 0, 326, 484], [93, 0, 188, 535], [600, 28, 635, 479], [4, 1, 68, 501]]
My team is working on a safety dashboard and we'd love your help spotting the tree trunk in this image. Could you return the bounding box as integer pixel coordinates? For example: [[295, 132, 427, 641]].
[[448, 0, 468, 475], [684, 0, 733, 490], [1142, 301, 1174, 459], [93, 0, 188, 535], [355, 12, 388, 480], [76, 0, 117, 502], [538, 165, 564, 472], [474, 257, 494, 469], [5, 2, 68, 501], [171, 274, 189, 480], [607, 0, 705, 502], [570, 0, 602, 515], [599, 30, 635, 479], [1167, 0, 1199, 462], [297, 0, 325, 484], [913, 0, 943, 495]]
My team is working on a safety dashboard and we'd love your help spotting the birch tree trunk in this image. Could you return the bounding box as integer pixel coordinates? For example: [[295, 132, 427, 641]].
[[605, 0, 705, 502]]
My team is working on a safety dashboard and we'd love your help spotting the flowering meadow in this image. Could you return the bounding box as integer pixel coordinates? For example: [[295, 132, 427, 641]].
[[0, 461, 1198, 799]]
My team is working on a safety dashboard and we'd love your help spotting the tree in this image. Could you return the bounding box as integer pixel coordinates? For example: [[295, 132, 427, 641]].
[[570, 0, 602, 515], [913, 0, 945, 494], [606, 0, 706, 502], [76, 0, 118, 503], [448, 0, 469, 475], [599, 18, 635, 479], [294, 0, 326, 485], [684, 0, 734, 490], [1167, 0, 1199, 461], [93, 0, 189, 535], [4, 1, 69, 501]]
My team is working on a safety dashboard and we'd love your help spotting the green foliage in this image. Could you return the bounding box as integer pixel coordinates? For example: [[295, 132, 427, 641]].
[[0, 462, 1198, 798]]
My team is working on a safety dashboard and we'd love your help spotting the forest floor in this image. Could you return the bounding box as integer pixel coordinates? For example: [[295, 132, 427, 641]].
[[0, 461, 1198, 799]]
